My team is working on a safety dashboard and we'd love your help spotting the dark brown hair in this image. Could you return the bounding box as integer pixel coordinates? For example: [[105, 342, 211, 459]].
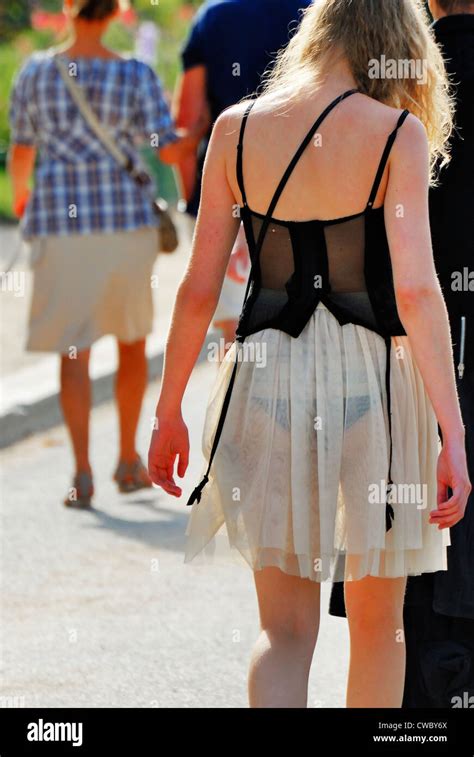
[[74, 0, 118, 21]]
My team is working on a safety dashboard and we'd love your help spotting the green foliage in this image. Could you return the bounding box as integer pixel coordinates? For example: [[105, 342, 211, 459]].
[[0, 29, 57, 151], [133, 0, 201, 24], [0, 1, 31, 43], [0, 166, 14, 222], [0, 41, 28, 151]]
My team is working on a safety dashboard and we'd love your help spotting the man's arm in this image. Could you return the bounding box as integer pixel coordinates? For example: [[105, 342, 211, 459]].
[[162, 65, 210, 199]]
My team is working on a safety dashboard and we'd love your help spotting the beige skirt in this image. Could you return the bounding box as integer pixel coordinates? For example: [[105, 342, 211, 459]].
[[27, 227, 158, 354], [185, 302, 450, 583]]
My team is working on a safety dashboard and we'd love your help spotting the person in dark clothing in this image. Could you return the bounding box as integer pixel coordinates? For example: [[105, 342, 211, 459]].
[[329, 0, 474, 710], [403, 0, 474, 709], [176, 0, 313, 217]]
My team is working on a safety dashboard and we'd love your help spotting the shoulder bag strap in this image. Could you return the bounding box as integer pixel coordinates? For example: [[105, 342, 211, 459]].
[[54, 55, 149, 186]]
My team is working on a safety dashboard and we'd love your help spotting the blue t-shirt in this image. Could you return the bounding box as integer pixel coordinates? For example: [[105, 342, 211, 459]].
[[181, 0, 312, 215], [182, 0, 312, 122]]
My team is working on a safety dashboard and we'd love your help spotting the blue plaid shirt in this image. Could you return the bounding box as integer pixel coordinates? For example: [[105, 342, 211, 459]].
[[9, 52, 177, 239]]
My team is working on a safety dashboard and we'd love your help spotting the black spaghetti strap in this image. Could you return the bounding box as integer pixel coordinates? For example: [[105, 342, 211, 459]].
[[367, 109, 410, 208], [236, 99, 257, 207], [186, 347, 241, 507], [364, 108, 409, 533], [255, 88, 359, 256], [384, 336, 395, 532]]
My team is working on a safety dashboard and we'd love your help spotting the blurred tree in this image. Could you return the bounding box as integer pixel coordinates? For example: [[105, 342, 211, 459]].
[[0, 1, 32, 42], [1, 0, 203, 43], [36, 0, 61, 9]]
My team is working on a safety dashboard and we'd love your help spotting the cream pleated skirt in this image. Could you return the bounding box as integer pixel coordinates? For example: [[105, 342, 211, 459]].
[[27, 227, 158, 354], [185, 301, 450, 583]]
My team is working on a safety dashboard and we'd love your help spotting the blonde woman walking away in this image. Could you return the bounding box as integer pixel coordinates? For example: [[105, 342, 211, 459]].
[[148, 0, 470, 708]]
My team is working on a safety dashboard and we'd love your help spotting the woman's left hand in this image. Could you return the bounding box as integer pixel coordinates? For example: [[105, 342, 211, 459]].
[[148, 414, 190, 497]]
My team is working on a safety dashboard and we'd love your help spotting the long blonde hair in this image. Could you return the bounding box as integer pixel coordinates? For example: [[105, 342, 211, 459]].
[[262, 0, 454, 179]]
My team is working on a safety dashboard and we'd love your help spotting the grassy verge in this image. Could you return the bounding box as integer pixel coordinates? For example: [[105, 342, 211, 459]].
[[0, 166, 14, 223]]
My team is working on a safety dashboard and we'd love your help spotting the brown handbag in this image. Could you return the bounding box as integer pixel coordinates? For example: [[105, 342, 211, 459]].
[[151, 198, 179, 255]]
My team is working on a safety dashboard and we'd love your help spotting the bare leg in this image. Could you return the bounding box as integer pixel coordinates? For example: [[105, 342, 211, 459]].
[[60, 349, 92, 475], [249, 566, 320, 708], [116, 339, 148, 464], [345, 574, 407, 708]]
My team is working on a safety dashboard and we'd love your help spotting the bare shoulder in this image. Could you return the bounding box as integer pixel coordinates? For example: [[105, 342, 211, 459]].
[[351, 95, 428, 172], [391, 111, 428, 154], [210, 100, 254, 155], [215, 101, 253, 135], [352, 94, 426, 142]]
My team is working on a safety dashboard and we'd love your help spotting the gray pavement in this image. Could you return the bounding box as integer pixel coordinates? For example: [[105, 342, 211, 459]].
[[0, 361, 349, 708]]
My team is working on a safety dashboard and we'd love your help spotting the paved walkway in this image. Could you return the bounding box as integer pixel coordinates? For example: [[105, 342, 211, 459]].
[[0, 221, 349, 707], [0, 362, 349, 708]]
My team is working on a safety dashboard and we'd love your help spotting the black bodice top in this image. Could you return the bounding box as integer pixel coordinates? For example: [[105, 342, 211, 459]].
[[236, 90, 409, 342]]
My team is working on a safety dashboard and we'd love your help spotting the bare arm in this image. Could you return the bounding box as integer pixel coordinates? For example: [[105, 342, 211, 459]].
[[8, 143, 36, 217], [158, 124, 207, 166], [148, 110, 240, 494], [158, 67, 211, 171], [385, 115, 470, 525]]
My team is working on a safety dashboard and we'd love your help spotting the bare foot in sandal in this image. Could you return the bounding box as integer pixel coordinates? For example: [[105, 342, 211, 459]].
[[64, 471, 94, 509], [113, 455, 152, 493]]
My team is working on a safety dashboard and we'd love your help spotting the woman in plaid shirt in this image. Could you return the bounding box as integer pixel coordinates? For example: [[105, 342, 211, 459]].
[[8, 0, 198, 507]]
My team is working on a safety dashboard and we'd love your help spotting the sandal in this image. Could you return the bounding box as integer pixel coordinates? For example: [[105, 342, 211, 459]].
[[64, 471, 94, 509], [113, 456, 152, 493]]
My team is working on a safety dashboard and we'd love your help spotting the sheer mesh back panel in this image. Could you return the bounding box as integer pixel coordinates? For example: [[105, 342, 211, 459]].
[[324, 215, 366, 294], [243, 210, 377, 334], [244, 214, 295, 330], [252, 215, 295, 290]]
